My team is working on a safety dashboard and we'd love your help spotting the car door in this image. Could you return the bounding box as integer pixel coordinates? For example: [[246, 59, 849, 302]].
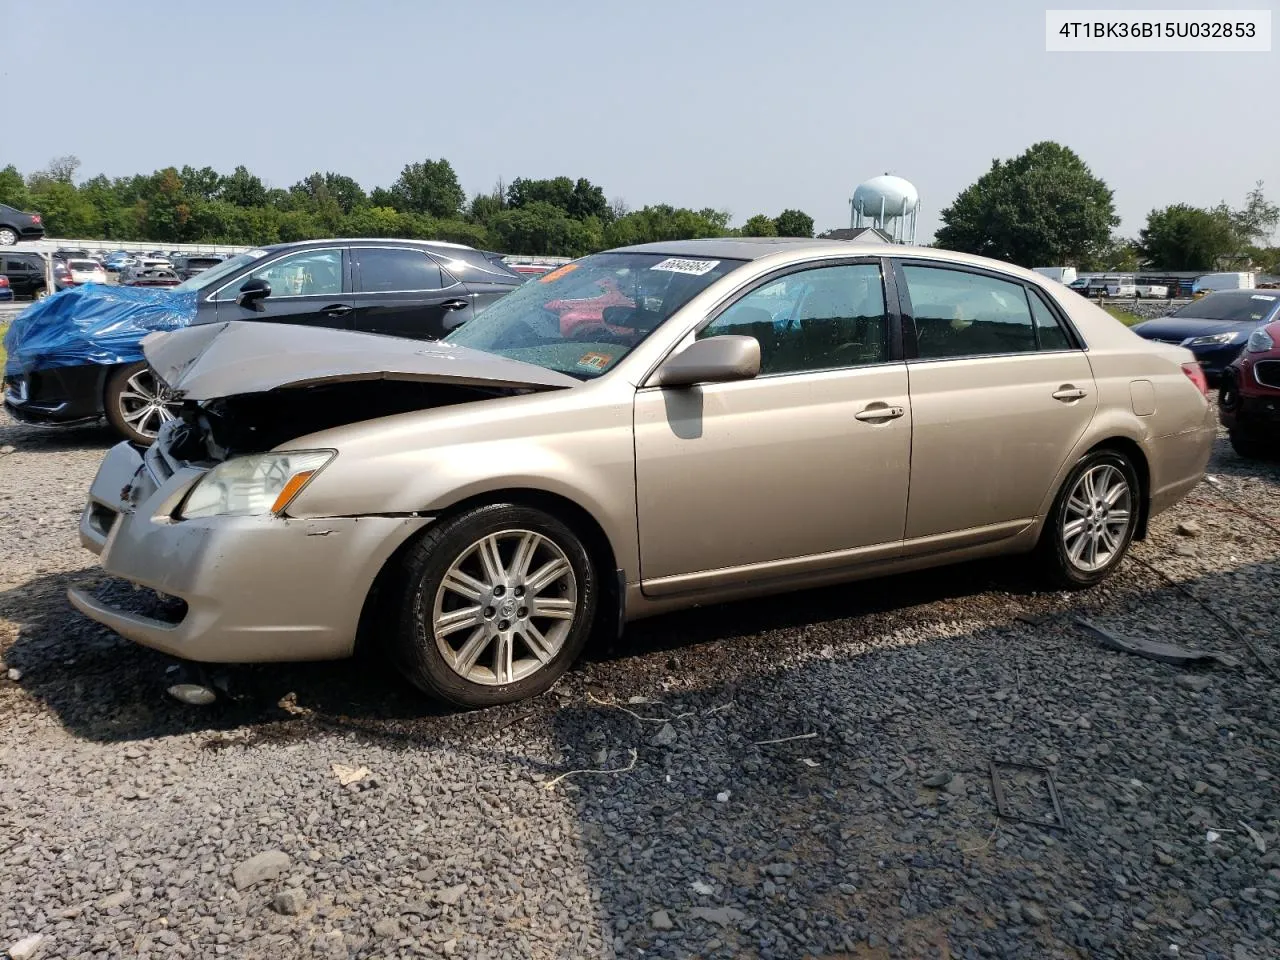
[[894, 260, 1098, 543], [350, 246, 471, 340], [212, 247, 353, 329], [634, 259, 912, 596]]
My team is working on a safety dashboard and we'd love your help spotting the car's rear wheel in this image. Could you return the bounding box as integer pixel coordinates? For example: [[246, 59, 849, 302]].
[[1228, 430, 1270, 460], [1039, 449, 1140, 589], [0, 228, 17, 246], [104, 362, 178, 446], [393, 504, 597, 707]]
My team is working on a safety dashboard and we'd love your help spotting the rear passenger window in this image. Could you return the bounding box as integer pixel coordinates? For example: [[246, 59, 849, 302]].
[[902, 265, 1037, 359], [699, 263, 888, 375], [1028, 289, 1072, 350], [356, 249, 443, 292]]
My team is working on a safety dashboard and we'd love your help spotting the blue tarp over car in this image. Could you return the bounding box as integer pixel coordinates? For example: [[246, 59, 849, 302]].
[[3, 284, 198, 376]]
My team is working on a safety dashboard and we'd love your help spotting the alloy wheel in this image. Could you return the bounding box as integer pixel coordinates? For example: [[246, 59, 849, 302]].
[[117, 367, 177, 440], [0, 228, 17, 245], [1061, 463, 1133, 572], [432, 529, 578, 686]]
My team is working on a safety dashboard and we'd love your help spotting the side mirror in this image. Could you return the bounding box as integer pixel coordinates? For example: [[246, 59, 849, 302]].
[[655, 335, 761, 388], [235, 277, 271, 310]]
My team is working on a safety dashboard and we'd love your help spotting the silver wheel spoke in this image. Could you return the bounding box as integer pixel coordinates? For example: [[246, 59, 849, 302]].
[[493, 633, 514, 684], [526, 557, 569, 594], [1062, 517, 1088, 539], [435, 605, 483, 638], [452, 626, 490, 676], [509, 532, 539, 580], [442, 568, 486, 602], [519, 622, 556, 663], [529, 596, 574, 620], [477, 536, 506, 585]]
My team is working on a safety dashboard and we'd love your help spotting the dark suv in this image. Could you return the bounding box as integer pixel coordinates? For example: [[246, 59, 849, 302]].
[[4, 238, 525, 443], [1, 252, 50, 298], [0, 204, 44, 245]]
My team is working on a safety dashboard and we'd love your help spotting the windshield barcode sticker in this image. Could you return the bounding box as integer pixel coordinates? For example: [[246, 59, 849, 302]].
[[1251, 294, 1276, 300], [651, 257, 720, 276]]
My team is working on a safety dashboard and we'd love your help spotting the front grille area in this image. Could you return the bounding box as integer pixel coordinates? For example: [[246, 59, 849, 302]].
[[1255, 360, 1280, 390], [90, 576, 188, 625]]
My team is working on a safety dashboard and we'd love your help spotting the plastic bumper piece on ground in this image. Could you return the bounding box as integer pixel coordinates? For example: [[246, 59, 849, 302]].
[[68, 441, 431, 663]]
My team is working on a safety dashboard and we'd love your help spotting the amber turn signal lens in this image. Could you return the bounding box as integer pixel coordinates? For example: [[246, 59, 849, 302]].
[[270, 470, 317, 515]]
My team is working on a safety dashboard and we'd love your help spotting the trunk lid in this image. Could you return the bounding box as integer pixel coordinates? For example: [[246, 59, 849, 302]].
[[143, 320, 579, 399]]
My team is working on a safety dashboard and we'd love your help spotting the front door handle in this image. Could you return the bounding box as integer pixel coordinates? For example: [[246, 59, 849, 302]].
[[441, 299, 470, 311], [323, 304, 353, 317], [1052, 386, 1088, 402], [854, 403, 906, 422]]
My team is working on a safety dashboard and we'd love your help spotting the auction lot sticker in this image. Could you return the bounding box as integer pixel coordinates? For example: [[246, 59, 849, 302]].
[[651, 258, 721, 276], [1046, 9, 1271, 51]]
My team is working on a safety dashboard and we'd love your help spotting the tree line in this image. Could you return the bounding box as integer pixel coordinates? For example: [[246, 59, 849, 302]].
[[3, 148, 1275, 271], [0, 156, 814, 257], [934, 141, 1279, 273]]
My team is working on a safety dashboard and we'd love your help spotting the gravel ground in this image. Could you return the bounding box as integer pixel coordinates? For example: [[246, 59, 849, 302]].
[[1, 407, 1277, 960]]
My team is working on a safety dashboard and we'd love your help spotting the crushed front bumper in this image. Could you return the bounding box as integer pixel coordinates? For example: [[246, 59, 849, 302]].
[[68, 441, 431, 662]]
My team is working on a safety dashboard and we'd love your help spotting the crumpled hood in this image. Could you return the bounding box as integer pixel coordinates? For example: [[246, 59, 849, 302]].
[[142, 321, 579, 400]]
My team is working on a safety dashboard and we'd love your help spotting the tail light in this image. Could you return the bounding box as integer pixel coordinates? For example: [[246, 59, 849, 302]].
[[30, 214, 41, 224], [0, 276, 9, 287], [1181, 362, 1209, 396]]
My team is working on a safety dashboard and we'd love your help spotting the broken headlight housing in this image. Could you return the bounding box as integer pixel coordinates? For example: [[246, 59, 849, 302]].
[[180, 451, 335, 519]]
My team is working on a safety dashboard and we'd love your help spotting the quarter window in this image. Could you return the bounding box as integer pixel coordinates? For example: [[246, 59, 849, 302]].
[[1028, 288, 1071, 350], [699, 263, 888, 374], [356, 248, 444, 292], [902, 265, 1038, 359], [215, 249, 343, 300]]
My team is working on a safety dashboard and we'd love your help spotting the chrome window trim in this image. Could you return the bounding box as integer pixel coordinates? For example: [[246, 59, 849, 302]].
[[208, 246, 347, 303]]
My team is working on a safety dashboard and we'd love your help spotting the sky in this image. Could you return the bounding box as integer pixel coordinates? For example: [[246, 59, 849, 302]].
[[7, 0, 1276, 241]]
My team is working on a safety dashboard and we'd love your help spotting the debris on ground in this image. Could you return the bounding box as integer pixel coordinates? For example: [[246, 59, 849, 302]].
[[5, 667, 21, 682], [165, 683, 216, 706], [232, 851, 292, 891], [650, 909, 673, 931], [6, 933, 46, 960], [272, 889, 307, 916], [331, 763, 372, 786], [1076, 619, 1241, 668], [989, 761, 1067, 829]]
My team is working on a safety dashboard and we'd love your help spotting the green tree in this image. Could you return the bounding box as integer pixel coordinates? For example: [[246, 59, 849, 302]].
[[391, 158, 465, 219], [741, 214, 779, 237], [179, 165, 223, 203], [773, 209, 814, 237], [1137, 204, 1237, 271], [0, 165, 30, 209], [935, 141, 1118, 266], [1079, 235, 1140, 272], [26, 180, 98, 237], [604, 205, 730, 247], [221, 165, 268, 207]]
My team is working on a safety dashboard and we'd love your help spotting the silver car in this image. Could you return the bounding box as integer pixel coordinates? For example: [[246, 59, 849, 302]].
[[71, 239, 1215, 706]]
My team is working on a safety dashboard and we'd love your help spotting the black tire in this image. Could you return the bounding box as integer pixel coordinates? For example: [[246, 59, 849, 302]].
[[1228, 430, 1269, 460], [392, 503, 598, 707], [1038, 449, 1141, 590], [104, 362, 175, 446]]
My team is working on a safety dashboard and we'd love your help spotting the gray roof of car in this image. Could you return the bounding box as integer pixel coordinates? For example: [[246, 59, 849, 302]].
[[610, 237, 940, 261]]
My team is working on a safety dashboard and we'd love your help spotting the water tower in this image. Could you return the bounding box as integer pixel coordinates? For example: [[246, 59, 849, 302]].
[[850, 174, 921, 244]]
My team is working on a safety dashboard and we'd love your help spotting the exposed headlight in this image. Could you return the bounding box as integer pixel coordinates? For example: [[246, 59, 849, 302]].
[[1181, 332, 1243, 347], [180, 451, 335, 519], [1246, 327, 1275, 353]]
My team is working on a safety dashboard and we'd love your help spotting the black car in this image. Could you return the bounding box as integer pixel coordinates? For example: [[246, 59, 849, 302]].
[[0, 204, 44, 246], [1, 252, 51, 298], [170, 254, 224, 281], [1131, 290, 1280, 384], [3, 238, 525, 444]]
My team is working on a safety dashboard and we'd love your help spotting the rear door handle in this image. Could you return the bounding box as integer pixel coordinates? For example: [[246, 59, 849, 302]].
[[323, 304, 353, 317], [854, 404, 906, 422], [442, 298, 470, 311], [1052, 386, 1088, 402]]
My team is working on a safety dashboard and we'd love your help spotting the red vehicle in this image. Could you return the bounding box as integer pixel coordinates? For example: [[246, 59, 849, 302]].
[[1219, 317, 1280, 459], [544, 276, 635, 337]]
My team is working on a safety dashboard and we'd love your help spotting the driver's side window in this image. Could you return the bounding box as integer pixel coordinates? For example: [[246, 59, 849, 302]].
[[215, 249, 343, 301], [698, 263, 888, 375]]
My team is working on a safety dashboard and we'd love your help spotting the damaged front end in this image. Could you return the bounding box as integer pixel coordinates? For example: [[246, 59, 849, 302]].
[[68, 320, 579, 663]]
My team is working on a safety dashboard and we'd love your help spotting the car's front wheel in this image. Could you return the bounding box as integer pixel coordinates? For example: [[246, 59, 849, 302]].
[[104, 362, 179, 445], [1228, 430, 1270, 460], [1039, 449, 1140, 589], [393, 504, 598, 707]]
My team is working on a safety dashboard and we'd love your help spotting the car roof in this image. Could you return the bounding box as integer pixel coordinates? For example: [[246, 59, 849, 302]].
[[607, 237, 1058, 281], [259, 238, 476, 253]]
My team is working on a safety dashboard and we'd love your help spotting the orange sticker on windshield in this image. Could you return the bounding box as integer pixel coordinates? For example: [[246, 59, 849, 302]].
[[539, 263, 579, 283], [576, 352, 613, 371]]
